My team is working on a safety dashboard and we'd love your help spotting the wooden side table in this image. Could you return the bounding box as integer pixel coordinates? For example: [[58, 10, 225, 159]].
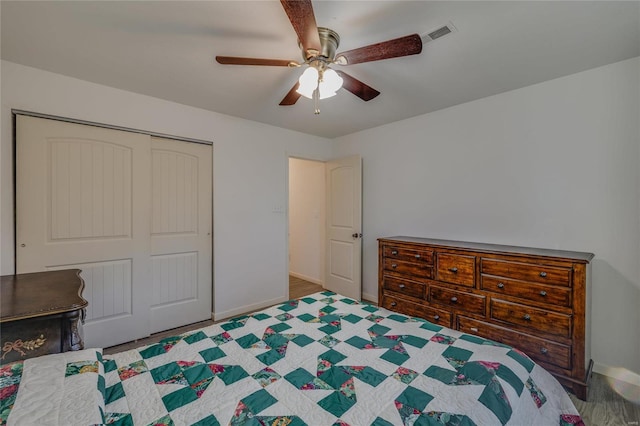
[[1, 269, 88, 363]]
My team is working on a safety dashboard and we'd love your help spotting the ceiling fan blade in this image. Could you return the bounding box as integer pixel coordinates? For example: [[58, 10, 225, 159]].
[[335, 70, 380, 101], [280, 0, 321, 57], [336, 34, 422, 65], [279, 82, 302, 106], [216, 56, 296, 67]]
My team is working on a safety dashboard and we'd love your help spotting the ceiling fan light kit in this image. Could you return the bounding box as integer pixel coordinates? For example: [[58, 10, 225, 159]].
[[215, 0, 423, 114], [296, 67, 343, 100]]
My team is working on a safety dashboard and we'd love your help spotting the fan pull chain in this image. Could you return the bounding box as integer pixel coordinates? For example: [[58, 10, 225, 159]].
[[313, 87, 320, 114]]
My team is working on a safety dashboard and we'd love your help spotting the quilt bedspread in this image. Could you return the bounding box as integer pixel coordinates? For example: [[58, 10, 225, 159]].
[[1, 349, 105, 425], [1, 291, 585, 425], [102, 291, 582, 425]]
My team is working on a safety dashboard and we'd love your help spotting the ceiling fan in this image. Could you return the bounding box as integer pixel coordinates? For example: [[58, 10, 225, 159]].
[[215, 0, 423, 113]]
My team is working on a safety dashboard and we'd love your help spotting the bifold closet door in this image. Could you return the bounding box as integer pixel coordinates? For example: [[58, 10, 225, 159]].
[[16, 116, 212, 348]]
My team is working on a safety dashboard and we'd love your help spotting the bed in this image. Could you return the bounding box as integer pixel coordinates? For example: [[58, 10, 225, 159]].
[[1, 291, 584, 425]]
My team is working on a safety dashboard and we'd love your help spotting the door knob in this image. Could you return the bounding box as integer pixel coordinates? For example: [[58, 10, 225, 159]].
[[352, 232, 362, 239]]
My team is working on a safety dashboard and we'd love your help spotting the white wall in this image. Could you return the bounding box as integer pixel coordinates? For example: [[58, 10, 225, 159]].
[[0, 60, 332, 319], [288, 158, 325, 285], [2, 57, 639, 383], [332, 57, 640, 380]]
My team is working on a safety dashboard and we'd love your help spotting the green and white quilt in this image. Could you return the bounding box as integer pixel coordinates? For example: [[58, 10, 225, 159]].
[[0, 349, 105, 425], [1, 291, 584, 425]]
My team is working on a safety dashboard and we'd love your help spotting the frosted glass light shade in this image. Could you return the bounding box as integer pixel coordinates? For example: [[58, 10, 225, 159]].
[[296, 67, 319, 98], [320, 69, 343, 97], [296, 67, 344, 100]]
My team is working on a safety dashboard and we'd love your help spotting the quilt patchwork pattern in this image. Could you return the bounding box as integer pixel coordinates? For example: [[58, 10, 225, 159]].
[[101, 292, 583, 425], [1, 349, 105, 426], [0, 362, 23, 424]]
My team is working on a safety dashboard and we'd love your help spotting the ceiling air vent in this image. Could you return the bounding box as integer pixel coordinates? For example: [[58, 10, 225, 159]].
[[422, 22, 457, 43]]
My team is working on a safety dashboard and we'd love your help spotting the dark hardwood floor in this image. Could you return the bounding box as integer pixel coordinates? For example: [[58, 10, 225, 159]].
[[569, 373, 639, 425], [103, 276, 639, 425], [289, 274, 323, 299]]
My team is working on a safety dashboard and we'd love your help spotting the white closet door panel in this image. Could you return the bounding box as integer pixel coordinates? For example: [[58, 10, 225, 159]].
[[48, 259, 133, 321], [152, 150, 198, 235], [16, 116, 152, 348], [149, 137, 212, 333], [151, 252, 197, 306], [49, 139, 132, 240]]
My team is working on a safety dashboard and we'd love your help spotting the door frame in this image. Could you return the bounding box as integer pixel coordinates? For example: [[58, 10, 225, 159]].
[[285, 153, 329, 300], [12, 110, 213, 146], [285, 152, 363, 300]]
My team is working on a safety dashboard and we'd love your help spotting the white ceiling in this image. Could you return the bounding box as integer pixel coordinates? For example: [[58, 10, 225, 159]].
[[2, 1, 639, 138]]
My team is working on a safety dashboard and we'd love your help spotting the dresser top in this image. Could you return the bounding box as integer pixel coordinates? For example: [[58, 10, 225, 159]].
[[1, 269, 88, 322], [379, 236, 595, 263]]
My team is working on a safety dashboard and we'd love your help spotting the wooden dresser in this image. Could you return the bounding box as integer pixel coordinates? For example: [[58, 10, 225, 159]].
[[1, 269, 88, 364], [378, 236, 594, 400]]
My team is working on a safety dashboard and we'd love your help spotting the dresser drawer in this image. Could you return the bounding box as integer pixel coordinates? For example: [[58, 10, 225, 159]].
[[429, 285, 485, 316], [481, 275, 571, 307], [436, 253, 475, 287], [481, 258, 572, 287], [457, 316, 572, 370], [490, 299, 571, 338], [383, 258, 433, 279], [384, 245, 433, 264], [382, 276, 425, 300], [381, 293, 451, 327]]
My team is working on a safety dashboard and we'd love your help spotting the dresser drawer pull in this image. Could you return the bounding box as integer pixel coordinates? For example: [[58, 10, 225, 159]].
[[539, 271, 547, 278], [398, 284, 406, 289], [470, 327, 479, 332], [497, 282, 505, 289], [540, 347, 548, 354], [523, 314, 531, 321], [414, 254, 421, 259], [450, 297, 458, 303], [391, 250, 398, 255], [539, 290, 547, 297], [390, 302, 397, 307], [448, 267, 458, 273], [391, 263, 398, 269], [433, 315, 440, 321]]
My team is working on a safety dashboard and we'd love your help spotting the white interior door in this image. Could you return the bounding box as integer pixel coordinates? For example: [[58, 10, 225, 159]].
[[325, 155, 362, 300], [16, 115, 152, 347], [149, 137, 212, 333], [16, 116, 213, 348]]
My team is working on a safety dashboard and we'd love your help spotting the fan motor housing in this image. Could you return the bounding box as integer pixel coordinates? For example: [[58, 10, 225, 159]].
[[300, 27, 340, 61]]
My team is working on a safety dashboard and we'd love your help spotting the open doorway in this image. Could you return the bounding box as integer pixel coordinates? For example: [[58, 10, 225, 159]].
[[287, 154, 363, 300], [288, 157, 326, 297]]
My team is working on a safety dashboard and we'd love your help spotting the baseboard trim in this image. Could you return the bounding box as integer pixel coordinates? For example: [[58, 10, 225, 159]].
[[593, 362, 640, 387], [289, 271, 323, 286], [362, 291, 378, 303], [213, 295, 288, 322]]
